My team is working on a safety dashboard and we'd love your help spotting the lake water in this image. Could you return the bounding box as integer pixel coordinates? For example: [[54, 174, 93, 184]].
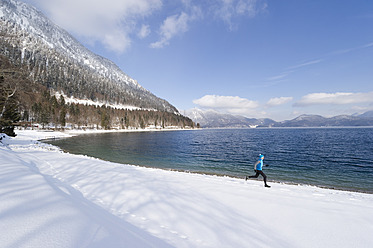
[[47, 128, 373, 193]]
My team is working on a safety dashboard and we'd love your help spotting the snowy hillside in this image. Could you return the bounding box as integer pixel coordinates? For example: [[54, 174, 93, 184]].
[[0, 0, 178, 113]]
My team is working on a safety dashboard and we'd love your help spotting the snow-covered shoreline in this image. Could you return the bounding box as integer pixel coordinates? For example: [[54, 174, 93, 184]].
[[1, 130, 373, 248]]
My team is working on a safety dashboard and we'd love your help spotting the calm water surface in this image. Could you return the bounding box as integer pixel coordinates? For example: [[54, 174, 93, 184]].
[[47, 128, 373, 193]]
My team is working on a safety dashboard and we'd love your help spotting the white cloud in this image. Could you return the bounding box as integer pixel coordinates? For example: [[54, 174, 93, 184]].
[[294, 92, 373, 106], [138, 24, 151, 39], [266, 72, 292, 82], [150, 0, 265, 48], [266, 97, 293, 107], [193, 95, 261, 116], [150, 5, 202, 48], [150, 12, 190, 48], [287, 59, 322, 70], [362, 42, 373, 48], [103, 30, 132, 52], [331, 42, 373, 56], [194, 95, 259, 108], [214, 0, 267, 28], [236, 0, 261, 17], [25, 0, 162, 52]]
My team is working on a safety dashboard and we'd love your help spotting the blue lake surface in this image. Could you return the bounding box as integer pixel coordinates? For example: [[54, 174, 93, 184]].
[[47, 128, 373, 193]]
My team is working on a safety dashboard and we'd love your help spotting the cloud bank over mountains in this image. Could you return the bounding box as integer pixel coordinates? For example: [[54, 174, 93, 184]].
[[193, 92, 373, 120]]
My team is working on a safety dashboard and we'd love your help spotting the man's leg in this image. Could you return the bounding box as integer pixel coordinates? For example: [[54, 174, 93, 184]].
[[246, 170, 260, 181], [249, 170, 260, 178], [257, 170, 270, 187]]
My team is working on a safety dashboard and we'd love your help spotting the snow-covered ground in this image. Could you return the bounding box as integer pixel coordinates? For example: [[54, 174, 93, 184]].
[[1, 130, 373, 248], [54, 92, 151, 112]]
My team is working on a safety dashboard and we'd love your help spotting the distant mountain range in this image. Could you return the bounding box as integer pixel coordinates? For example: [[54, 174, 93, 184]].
[[185, 109, 276, 128], [185, 109, 373, 128], [276, 113, 373, 127]]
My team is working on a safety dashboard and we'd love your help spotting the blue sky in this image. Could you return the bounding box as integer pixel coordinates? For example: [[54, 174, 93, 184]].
[[22, 0, 373, 120]]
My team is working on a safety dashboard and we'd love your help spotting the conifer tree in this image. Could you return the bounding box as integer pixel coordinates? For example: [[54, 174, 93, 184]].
[[0, 76, 20, 136]]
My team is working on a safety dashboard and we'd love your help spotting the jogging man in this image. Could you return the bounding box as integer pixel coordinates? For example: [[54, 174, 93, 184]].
[[246, 154, 271, 188]]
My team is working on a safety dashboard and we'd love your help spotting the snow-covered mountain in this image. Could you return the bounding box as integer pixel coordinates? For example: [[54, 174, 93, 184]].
[[185, 109, 373, 128], [276, 114, 373, 127], [358, 110, 373, 118], [0, 0, 178, 113], [184, 108, 276, 128]]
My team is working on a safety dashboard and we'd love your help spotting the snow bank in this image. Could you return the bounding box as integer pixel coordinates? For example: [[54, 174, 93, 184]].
[[0, 133, 11, 146], [1, 130, 373, 248]]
